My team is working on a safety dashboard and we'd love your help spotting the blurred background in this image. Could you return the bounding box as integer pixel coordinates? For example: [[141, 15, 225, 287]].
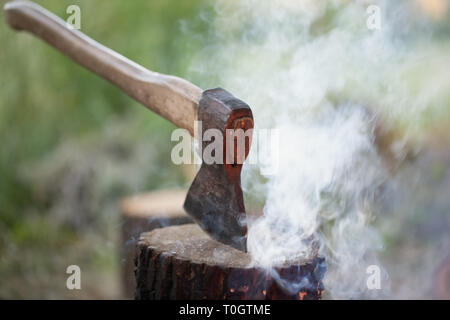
[[0, 0, 210, 299], [0, 0, 449, 299]]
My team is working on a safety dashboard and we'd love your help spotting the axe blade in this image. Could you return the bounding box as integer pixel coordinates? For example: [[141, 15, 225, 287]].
[[184, 88, 253, 252]]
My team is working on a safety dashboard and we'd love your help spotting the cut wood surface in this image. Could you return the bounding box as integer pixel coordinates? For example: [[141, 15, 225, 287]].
[[135, 224, 325, 300], [120, 189, 192, 299], [120, 189, 191, 219]]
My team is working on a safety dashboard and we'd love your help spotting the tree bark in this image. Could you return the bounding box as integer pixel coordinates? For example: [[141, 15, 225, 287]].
[[135, 224, 325, 300], [120, 189, 192, 299]]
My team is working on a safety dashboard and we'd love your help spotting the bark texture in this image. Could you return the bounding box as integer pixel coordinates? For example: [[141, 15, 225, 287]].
[[120, 190, 192, 298], [135, 224, 325, 300]]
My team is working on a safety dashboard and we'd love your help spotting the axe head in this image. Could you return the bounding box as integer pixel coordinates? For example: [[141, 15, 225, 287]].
[[184, 88, 253, 252]]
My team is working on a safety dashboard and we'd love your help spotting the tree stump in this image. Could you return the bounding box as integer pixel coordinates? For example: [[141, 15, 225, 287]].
[[135, 224, 325, 300], [120, 189, 193, 299]]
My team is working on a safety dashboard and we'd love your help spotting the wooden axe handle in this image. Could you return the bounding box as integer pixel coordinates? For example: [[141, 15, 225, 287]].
[[4, 1, 201, 135]]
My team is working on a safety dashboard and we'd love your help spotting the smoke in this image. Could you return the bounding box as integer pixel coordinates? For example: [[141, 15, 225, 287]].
[[188, 0, 449, 299]]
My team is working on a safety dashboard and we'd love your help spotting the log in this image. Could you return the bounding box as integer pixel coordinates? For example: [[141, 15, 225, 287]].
[[120, 189, 193, 299], [135, 224, 325, 300]]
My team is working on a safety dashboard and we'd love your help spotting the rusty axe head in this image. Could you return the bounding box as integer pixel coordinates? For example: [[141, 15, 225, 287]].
[[184, 88, 253, 252]]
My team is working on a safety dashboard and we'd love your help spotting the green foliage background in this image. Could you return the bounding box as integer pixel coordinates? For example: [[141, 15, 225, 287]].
[[0, 0, 210, 298]]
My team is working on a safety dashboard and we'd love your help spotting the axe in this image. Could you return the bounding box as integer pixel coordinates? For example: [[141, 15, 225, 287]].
[[4, 1, 253, 251]]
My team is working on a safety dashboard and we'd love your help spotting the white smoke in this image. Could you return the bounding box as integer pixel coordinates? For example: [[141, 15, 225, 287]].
[[188, 0, 449, 299]]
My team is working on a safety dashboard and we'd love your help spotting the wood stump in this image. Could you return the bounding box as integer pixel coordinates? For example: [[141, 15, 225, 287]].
[[135, 224, 325, 300], [120, 189, 192, 299]]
